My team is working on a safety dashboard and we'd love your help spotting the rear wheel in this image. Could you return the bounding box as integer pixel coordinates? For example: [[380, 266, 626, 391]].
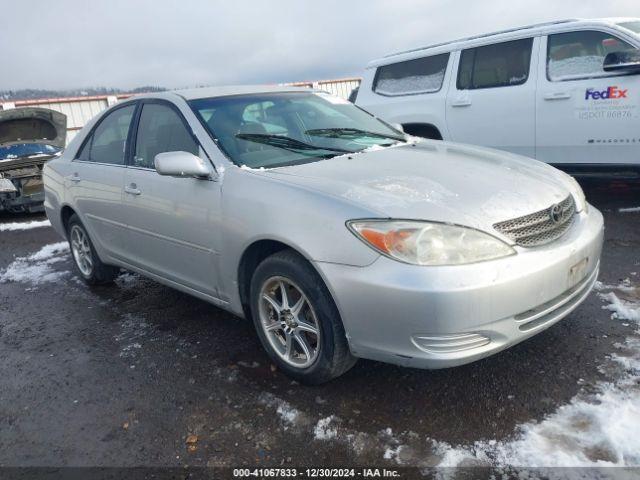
[[250, 250, 356, 384], [67, 214, 119, 285]]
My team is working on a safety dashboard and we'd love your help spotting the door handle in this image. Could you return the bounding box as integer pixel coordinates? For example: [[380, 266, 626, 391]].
[[124, 184, 141, 196], [543, 92, 571, 100], [68, 173, 81, 183], [451, 98, 472, 107]]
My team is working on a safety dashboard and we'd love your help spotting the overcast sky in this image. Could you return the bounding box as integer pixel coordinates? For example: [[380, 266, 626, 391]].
[[1, 0, 637, 91]]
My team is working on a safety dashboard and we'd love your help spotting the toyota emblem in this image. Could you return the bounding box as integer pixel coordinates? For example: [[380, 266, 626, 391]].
[[549, 203, 563, 224]]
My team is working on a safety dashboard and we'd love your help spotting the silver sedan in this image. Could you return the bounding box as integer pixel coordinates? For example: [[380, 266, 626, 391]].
[[43, 86, 603, 383]]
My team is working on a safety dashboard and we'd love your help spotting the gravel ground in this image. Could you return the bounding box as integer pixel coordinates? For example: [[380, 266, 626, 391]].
[[0, 180, 638, 469]]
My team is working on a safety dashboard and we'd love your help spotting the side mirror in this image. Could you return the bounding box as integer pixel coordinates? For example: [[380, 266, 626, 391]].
[[603, 50, 640, 73], [154, 151, 212, 179]]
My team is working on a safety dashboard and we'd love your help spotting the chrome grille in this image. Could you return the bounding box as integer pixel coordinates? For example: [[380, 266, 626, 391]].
[[493, 195, 575, 247]]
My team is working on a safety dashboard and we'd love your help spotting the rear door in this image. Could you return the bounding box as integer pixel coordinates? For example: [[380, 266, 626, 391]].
[[536, 29, 640, 166], [446, 37, 538, 157], [67, 103, 136, 260], [355, 52, 451, 137], [122, 100, 222, 298]]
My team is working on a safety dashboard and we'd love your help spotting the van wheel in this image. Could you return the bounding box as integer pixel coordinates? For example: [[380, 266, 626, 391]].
[[250, 249, 357, 384], [67, 214, 118, 285]]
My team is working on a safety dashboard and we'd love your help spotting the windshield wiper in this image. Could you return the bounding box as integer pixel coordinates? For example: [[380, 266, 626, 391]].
[[305, 127, 405, 142], [236, 133, 354, 155]]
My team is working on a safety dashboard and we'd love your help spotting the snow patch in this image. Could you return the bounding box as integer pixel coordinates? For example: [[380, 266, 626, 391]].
[[119, 342, 142, 358], [383, 445, 404, 462], [0, 219, 51, 232], [594, 279, 634, 292], [240, 164, 266, 171], [599, 292, 640, 322], [548, 56, 610, 82], [259, 393, 301, 428], [330, 139, 418, 164], [277, 404, 300, 426], [313, 415, 338, 440], [115, 271, 140, 288], [0, 242, 70, 285], [375, 72, 445, 96]]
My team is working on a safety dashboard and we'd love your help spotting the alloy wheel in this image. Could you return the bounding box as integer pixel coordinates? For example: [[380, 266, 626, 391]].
[[258, 276, 321, 368], [70, 225, 94, 277]]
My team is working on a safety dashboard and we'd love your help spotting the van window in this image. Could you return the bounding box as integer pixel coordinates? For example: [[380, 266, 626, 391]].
[[373, 53, 449, 96], [618, 21, 640, 34], [133, 103, 198, 169], [78, 105, 135, 164], [547, 30, 637, 81], [457, 38, 533, 90]]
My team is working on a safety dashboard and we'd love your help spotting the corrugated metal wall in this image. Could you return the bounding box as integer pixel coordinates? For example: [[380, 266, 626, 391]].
[[284, 77, 361, 99], [0, 78, 362, 146]]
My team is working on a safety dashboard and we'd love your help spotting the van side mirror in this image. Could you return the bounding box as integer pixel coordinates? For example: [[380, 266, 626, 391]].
[[154, 151, 212, 179], [603, 51, 640, 73]]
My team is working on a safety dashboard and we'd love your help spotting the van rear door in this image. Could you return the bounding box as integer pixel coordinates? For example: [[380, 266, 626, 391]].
[[445, 37, 538, 158], [535, 29, 640, 169]]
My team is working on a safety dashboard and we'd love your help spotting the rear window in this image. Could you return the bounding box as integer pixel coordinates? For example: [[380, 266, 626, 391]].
[[457, 38, 533, 90], [373, 53, 449, 96]]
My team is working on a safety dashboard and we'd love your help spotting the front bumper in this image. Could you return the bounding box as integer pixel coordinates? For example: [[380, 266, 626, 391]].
[[0, 166, 45, 213], [315, 206, 604, 369]]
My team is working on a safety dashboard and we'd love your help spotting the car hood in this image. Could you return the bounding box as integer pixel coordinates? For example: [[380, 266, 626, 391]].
[[0, 107, 67, 148], [262, 141, 575, 236]]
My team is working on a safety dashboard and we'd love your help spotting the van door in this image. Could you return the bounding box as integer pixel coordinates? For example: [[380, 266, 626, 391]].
[[446, 37, 537, 158], [536, 30, 640, 167], [122, 101, 223, 299], [355, 52, 451, 139]]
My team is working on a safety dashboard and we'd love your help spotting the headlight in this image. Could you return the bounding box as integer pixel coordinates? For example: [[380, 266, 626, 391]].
[[347, 220, 516, 266], [565, 174, 588, 213]]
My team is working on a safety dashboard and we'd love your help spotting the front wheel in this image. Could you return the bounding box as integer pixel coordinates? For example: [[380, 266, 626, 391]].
[[250, 250, 357, 384]]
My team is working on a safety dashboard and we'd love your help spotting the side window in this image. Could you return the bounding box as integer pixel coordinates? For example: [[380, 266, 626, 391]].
[[457, 38, 533, 90], [373, 53, 449, 96], [133, 104, 199, 169], [80, 105, 135, 164], [547, 30, 637, 81], [76, 136, 91, 161]]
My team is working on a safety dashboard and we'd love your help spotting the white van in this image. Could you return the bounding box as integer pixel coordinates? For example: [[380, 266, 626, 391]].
[[356, 18, 640, 178]]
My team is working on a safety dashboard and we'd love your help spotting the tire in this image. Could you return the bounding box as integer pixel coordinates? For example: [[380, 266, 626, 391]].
[[250, 249, 357, 384], [67, 214, 119, 285]]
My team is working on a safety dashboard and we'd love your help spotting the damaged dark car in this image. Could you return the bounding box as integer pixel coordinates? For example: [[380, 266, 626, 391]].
[[0, 107, 66, 213]]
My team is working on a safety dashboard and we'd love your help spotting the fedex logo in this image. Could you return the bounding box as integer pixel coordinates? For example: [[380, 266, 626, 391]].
[[585, 86, 628, 100]]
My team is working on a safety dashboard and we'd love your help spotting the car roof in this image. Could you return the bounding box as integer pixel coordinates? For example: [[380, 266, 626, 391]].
[[132, 84, 318, 102], [368, 17, 640, 68]]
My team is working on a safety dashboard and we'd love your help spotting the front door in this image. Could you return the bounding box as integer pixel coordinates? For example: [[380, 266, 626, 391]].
[[446, 37, 538, 158], [122, 101, 222, 299], [536, 29, 640, 166]]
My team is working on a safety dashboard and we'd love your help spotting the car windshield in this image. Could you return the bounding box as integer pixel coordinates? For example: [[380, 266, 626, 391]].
[[0, 143, 61, 161], [189, 91, 406, 169], [618, 20, 640, 35]]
